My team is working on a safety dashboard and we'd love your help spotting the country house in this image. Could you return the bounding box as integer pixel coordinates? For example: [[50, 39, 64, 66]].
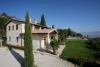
[[6, 18, 58, 50]]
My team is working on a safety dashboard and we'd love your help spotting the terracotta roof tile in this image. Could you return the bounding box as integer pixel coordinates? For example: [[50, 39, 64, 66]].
[[32, 29, 57, 34]]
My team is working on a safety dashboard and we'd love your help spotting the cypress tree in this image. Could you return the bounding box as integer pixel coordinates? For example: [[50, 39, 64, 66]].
[[24, 12, 35, 67], [40, 14, 46, 26]]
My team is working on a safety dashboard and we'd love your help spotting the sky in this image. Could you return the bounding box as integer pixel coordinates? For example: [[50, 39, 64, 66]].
[[0, 0, 100, 32]]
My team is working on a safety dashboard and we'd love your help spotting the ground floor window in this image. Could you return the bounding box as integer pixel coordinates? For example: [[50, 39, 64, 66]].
[[9, 36, 11, 42], [16, 37, 18, 42]]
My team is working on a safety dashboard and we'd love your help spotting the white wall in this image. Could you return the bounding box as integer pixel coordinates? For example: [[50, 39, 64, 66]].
[[47, 34, 51, 44], [6, 22, 22, 46], [21, 24, 25, 33]]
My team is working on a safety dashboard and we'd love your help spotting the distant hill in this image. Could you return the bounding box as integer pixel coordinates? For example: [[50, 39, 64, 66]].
[[82, 31, 100, 38]]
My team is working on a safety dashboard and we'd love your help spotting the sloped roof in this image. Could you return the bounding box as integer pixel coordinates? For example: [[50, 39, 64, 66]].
[[5, 18, 24, 25], [31, 23, 50, 28], [6, 18, 50, 28], [20, 29, 57, 35], [32, 29, 57, 34]]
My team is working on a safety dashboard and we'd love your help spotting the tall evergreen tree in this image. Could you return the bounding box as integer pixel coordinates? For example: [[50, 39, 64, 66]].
[[40, 14, 46, 26], [24, 12, 35, 67], [0, 12, 12, 45], [0, 12, 8, 30], [0, 12, 12, 33]]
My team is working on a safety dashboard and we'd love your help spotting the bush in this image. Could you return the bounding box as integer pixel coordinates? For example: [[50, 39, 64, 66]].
[[83, 61, 100, 67], [94, 52, 100, 59], [67, 57, 100, 67], [87, 38, 100, 51], [50, 38, 59, 49], [50, 38, 59, 55]]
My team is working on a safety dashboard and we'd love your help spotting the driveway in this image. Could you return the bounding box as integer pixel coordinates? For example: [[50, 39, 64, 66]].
[[0, 46, 77, 67], [14, 45, 77, 67], [0, 47, 21, 67]]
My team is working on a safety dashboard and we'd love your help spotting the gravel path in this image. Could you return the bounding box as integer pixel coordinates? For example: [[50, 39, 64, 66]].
[[14, 45, 78, 67], [0, 47, 21, 67], [0, 46, 78, 67], [34, 52, 76, 67]]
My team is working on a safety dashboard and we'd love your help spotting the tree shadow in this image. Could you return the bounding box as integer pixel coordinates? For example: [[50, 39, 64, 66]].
[[9, 49, 25, 67]]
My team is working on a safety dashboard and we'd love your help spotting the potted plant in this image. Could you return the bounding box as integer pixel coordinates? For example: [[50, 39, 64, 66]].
[[50, 38, 59, 55]]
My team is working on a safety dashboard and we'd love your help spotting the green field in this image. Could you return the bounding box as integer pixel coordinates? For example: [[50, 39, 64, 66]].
[[60, 39, 97, 66]]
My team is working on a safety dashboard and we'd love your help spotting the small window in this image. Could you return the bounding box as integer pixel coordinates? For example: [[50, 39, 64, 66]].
[[8, 26, 10, 31], [16, 37, 18, 42], [9, 36, 11, 42], [16, 24, 18, 30], [12, 25, 14, 30]]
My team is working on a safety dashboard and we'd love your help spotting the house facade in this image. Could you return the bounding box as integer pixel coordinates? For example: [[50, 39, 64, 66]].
[[6, 19, 58, 50]]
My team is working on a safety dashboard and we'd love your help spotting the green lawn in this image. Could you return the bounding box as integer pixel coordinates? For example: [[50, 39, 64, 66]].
[[60, 39, 96, 65]]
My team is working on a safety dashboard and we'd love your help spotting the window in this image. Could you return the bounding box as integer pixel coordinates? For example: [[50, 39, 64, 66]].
[[16, 37, 18, 42], [16, 24, 18, 30], [9, 36, 11, 42], [8, 26, 10, 31], [12, 25, 14, 30]]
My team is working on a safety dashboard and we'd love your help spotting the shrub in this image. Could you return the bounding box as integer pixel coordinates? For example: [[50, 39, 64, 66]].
[[67, 57, 100, 67], [50, 38, 59, 55], [83, 61, 100, 67], [50, 38, 59, 49], [87, 38, 100, 51], [94, 52, 100, 59]]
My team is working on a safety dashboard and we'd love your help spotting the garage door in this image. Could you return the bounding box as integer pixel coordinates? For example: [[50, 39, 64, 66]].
[[32, 40, 40, 50]]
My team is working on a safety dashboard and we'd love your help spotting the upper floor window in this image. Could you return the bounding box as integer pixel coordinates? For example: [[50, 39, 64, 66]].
[[8, 26, 10, 31], [34, 26, 39, 30], [42, 27, 45, 29], [12, 25, 14, 30], [16, 24, 18, 30]]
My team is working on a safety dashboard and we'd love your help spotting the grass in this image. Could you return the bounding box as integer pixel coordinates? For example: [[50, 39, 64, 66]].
[[60, 39, 98, 66]]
